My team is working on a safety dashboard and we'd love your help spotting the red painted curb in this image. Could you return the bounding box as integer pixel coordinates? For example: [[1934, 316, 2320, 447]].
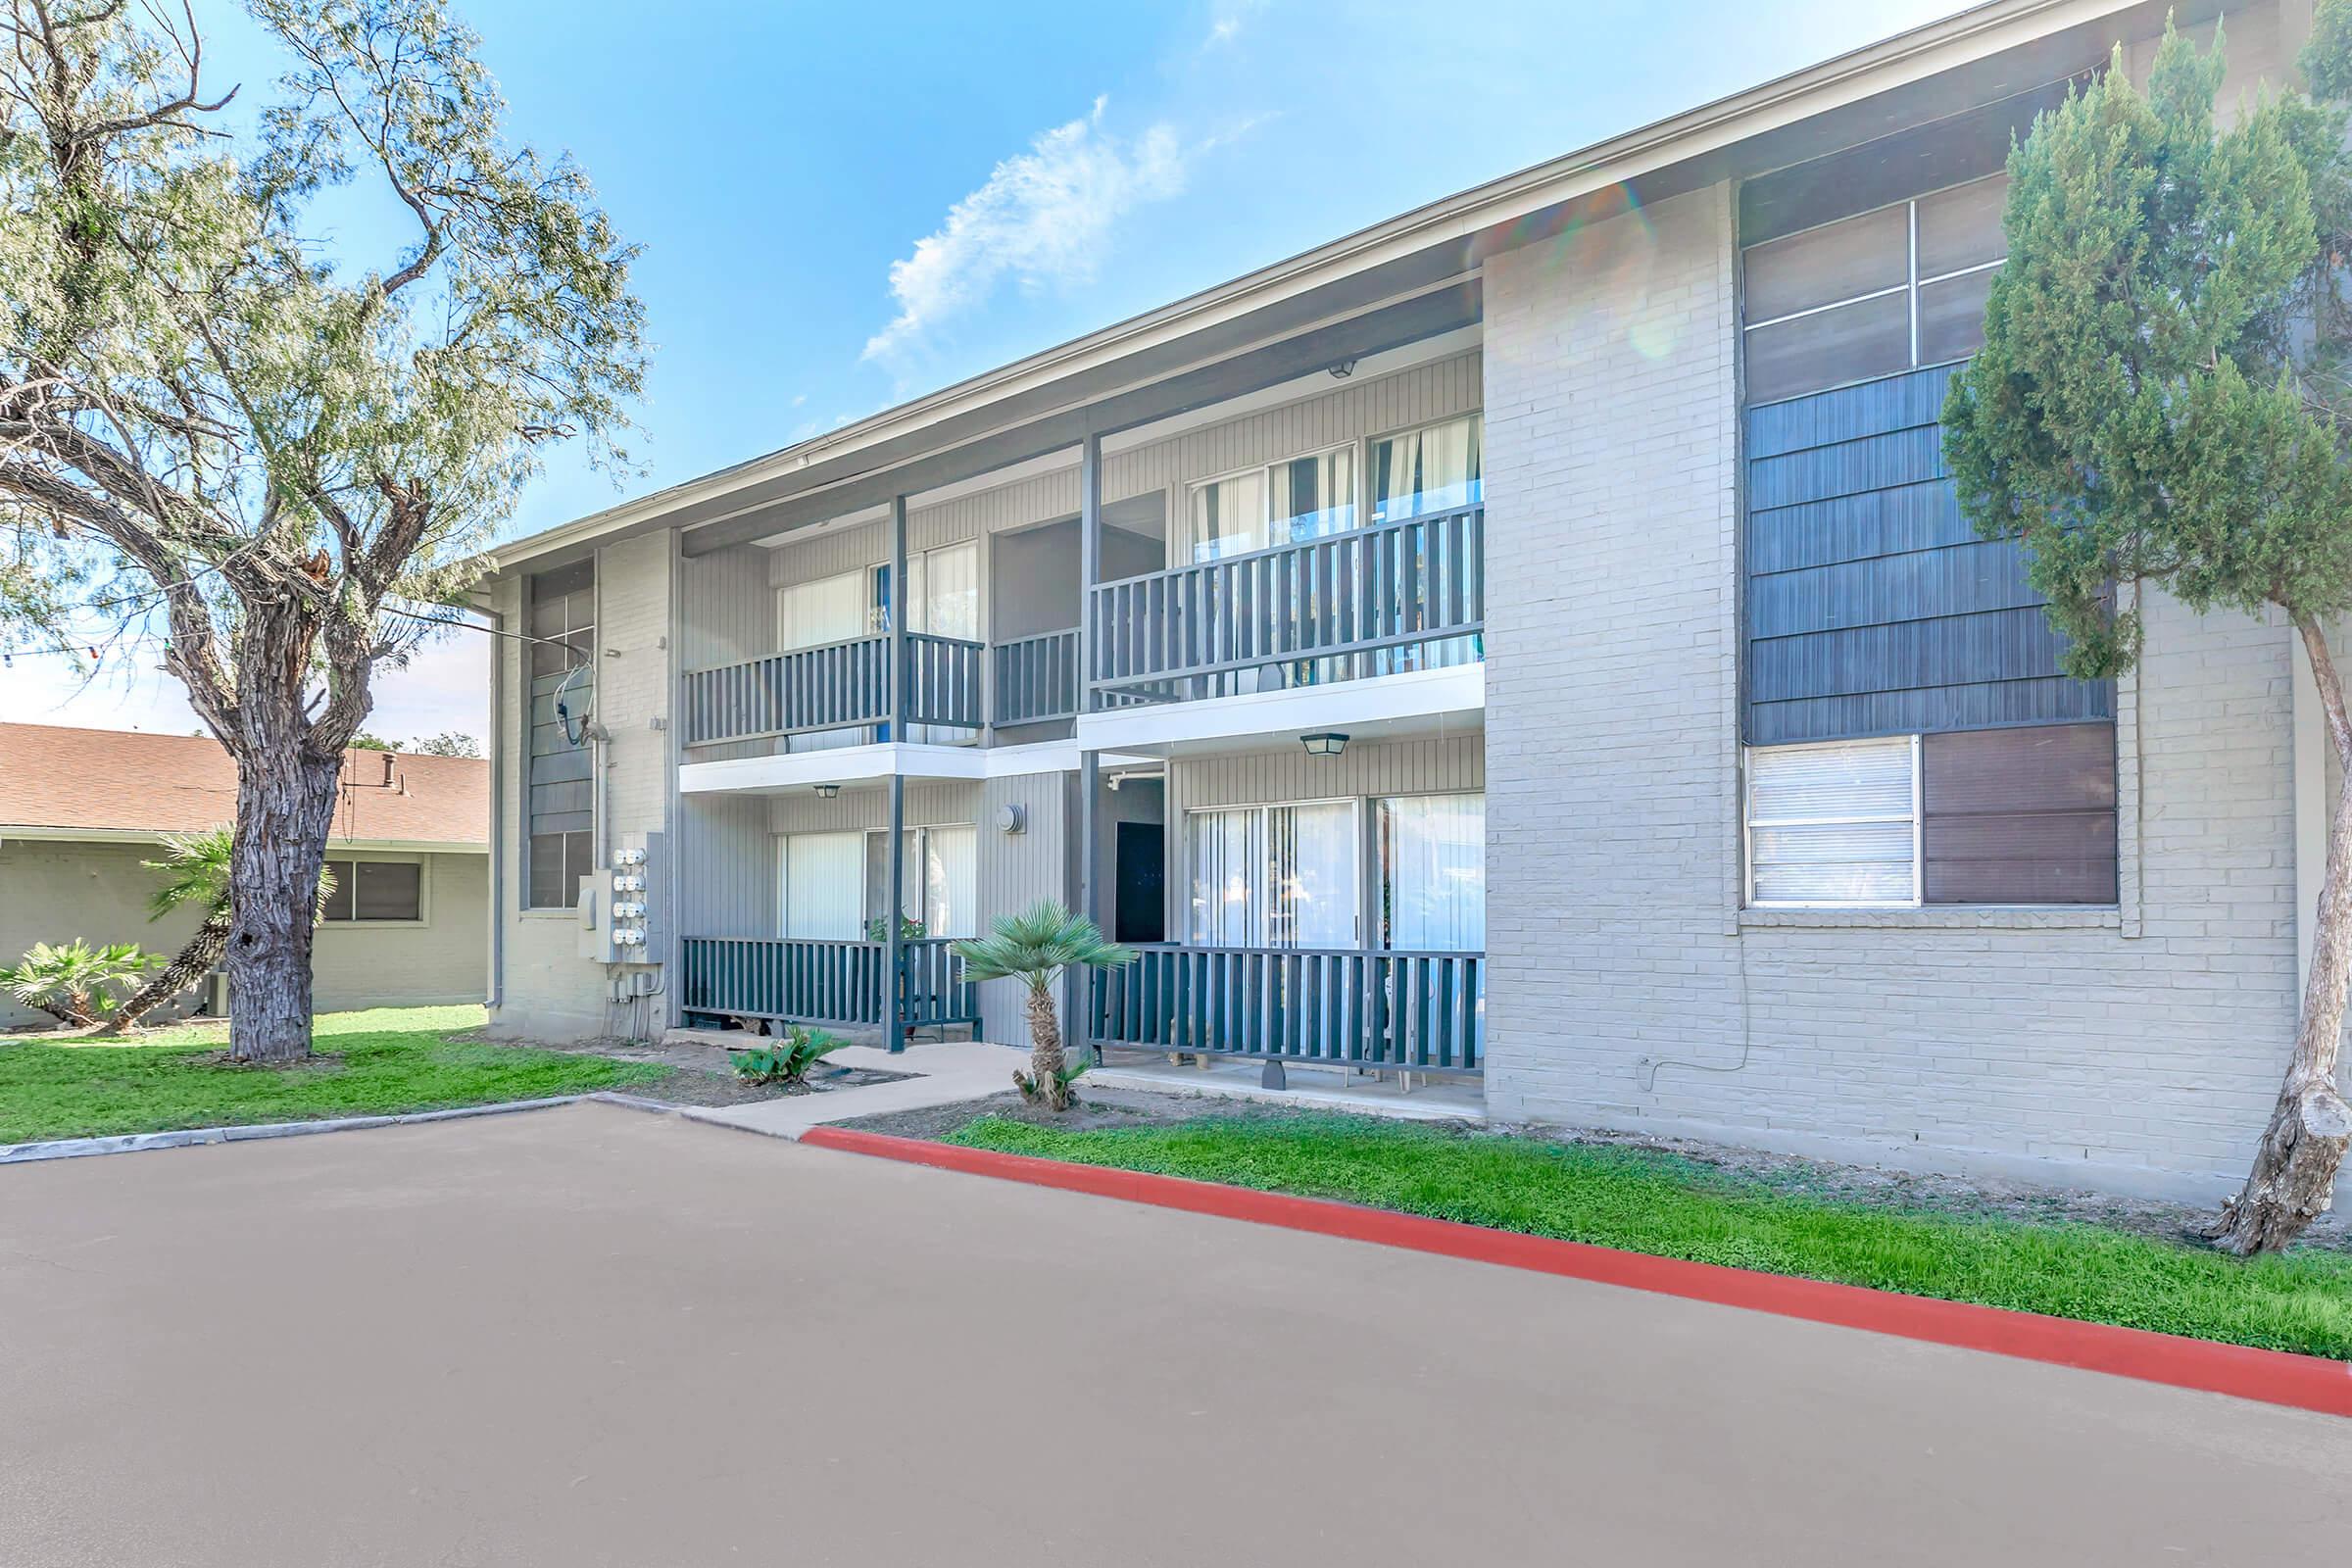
[[799, 1125, 2352, 1418]]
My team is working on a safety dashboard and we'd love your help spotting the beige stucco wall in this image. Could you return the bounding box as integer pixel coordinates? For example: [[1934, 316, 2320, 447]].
[[0, 838, 485, 1028]]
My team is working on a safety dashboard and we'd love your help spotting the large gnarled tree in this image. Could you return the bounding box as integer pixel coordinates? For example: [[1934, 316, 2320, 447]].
[[1945, 12, 2352, 1252], [0, 0, 643, 1060]]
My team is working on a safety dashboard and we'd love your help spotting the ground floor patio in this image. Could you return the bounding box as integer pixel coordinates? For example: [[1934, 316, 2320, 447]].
[[2, 1102, 2345, 1566]]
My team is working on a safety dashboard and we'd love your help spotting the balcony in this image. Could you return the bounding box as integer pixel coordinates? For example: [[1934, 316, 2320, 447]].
[[679, 936, 979, 1033], [1091, 945, 1484, 1079], [1086, 506, 1485, 706], [680, 632, 978, 749]]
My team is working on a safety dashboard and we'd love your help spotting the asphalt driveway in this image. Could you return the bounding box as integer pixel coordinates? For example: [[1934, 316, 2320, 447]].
[[2, 1101, 2346, 1567]]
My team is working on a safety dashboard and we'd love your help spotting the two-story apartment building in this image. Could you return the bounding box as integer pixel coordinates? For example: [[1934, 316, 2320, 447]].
[[477, 0, 2323, 1200]]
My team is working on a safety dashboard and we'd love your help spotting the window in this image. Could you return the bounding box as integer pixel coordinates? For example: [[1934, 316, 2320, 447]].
[[1746, 723, 2117, 907], [1377, 793, 1486, 951], [1186, 446, 1356, 562], [1187, 802, 1359, 948], [861, 824, 978, 938], [1370, 416, 1481, 522], [321, 859, 423, 923], [526, 560, 595, 908], [1742, 173, 2008, 405], [778, 831, 864, 940]]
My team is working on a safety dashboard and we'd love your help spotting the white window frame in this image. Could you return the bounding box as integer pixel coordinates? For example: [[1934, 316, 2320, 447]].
[[861, 821, 979, 940], [1183, 443, 1358, 563], [1742, 736, 1923, 910], [1372, 788, 1487, 952], [1365, 412, 1485, 525], [1184, 797, 1364, 949], [320, 854, 431, 927], [1740, 173, 2009, 402]]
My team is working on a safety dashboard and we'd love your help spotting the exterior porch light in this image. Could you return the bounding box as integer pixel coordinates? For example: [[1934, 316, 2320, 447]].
[[1300, 732, 1348, 758], [814, 783, 840, 799]]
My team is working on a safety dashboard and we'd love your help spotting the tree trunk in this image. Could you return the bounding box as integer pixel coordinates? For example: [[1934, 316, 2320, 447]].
[[1020, 981, 1072, 1111], [2209, 616, 2352, 1254], [222, 687, 344, 1064], [101, 909, 231, 1035]]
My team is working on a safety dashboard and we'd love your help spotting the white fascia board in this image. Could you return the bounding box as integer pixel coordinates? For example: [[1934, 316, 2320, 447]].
[[677, 741, 1159, 796], [1075, 664, 1486, 757]]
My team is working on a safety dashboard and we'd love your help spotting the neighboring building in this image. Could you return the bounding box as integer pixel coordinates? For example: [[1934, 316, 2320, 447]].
[[475, 0, 2321, 1200], [0, 724, 489, 1026]]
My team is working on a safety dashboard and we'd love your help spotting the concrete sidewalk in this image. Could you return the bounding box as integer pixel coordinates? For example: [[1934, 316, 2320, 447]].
[[1, 1101, 2346, 1567], [677, 1035, 1026, 1138]]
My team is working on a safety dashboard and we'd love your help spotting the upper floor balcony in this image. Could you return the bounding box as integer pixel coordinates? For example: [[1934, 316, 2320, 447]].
[[680, 626, 1078, 750]]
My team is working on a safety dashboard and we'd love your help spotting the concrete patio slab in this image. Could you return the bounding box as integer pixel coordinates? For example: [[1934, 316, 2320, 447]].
[[1, 1101, 2346, 1567]]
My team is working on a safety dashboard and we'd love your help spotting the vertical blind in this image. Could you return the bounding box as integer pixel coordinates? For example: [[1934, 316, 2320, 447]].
[[1378, 793, 1485, 950], [780, 831, 864, 939]]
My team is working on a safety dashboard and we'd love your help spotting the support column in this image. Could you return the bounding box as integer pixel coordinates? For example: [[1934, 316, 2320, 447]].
[[886, 495, 909, 1052], [1068, 434, 1102, 1057]]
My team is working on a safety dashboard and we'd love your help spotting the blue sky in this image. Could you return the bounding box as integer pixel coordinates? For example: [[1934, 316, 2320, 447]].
[[19, 0, 1956, 739]]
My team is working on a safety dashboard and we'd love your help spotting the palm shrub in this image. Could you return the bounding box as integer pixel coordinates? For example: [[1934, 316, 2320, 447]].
[[952, 902, 1134, 1111], [5, 941, 160, 1027], [728, 1025, 850, 1087], [104, 831, 336, 1034]]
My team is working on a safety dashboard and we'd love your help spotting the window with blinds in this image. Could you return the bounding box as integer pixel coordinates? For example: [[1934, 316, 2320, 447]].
[[321, 859, 423, 922], [1746, 723, 2118, 907]]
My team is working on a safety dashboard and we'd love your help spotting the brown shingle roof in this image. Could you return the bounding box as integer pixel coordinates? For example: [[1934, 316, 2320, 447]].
[[0, 723, 487, 848]]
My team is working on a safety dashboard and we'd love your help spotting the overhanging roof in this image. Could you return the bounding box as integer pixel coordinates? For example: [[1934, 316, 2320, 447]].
[[491, 0, 2205, 575]]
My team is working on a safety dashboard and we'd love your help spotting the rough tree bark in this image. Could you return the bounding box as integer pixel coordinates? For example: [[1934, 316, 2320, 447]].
[[2208, 615, 2352, 1253], [1015, 981, 1074, 1111], [103, 908, 231, 1035]]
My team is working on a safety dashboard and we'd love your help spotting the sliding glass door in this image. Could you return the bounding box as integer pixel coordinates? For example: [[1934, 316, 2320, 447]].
[[776, 831, 865, 940], [862, 823, 977, 938], [1377, 793, 1485, 950], [1187, 801, 1358, 949]]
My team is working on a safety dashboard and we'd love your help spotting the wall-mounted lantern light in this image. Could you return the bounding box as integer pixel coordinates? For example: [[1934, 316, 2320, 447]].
[[814, 783, 840, 799], [1300, 732, 1348, 758]]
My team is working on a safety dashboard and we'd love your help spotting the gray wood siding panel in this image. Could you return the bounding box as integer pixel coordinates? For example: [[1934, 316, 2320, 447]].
[[680, 544, 776, 669], [1743, 363, 2110, 743], [766, 780, 980, 835], [1167, 736, 1484, 815], [975, 771, 1073, 1043], [678, 795, 776, 939]]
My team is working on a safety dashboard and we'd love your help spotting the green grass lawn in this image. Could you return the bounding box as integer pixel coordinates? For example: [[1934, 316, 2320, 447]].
[[950, 1112, 2352, 1360], [0, 1005, 667, 1145]]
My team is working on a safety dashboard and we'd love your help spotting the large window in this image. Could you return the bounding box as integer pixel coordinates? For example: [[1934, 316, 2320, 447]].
[[863, 823, 978, 939], [322, 858, 424, 923], [1377, 793, 1486, 951], [1186, 447, 1356, 562], [1187, 802, 1358, 949], [1741, 173, 2008, 405], [1186, 794, 1488, 950], [1369, 416, 1481, 522], [1746, 723, 2117, 907], [777, 830, 864, 940], [525, 560, 595, 908]]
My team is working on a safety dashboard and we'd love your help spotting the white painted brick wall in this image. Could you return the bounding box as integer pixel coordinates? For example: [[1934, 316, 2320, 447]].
[[1481, 182, 2302, 1200]]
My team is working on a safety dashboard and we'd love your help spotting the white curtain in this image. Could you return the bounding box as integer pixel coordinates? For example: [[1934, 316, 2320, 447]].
[[1268, 802, 1357, 949], [1189, 470, 1268, 562], [779, 831, 864, 940], [1373, 416, 1483, 520], [912, 824, 977, 938], [905, 543, 980, 744], [1188, 807, 1260, 944], [1270, 449, 1357, 545], [1380, 794, 1485, 950]]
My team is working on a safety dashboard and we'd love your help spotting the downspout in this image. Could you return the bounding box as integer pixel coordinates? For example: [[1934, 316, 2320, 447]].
[[484, 597, 507, 1011]]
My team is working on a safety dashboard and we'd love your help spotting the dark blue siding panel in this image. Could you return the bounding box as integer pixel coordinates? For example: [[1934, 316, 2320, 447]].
[[1743, 364, 2110, 743]]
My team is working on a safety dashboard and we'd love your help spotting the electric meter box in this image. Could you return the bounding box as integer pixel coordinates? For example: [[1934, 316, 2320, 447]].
[[579, 831, 664, 965]]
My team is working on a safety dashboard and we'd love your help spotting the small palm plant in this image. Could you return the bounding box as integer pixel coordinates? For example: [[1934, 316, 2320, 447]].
[[728, 1024, 850, 1088], [4, 940, 160, 1027], [104, 830, 336, 1034], [952, 901, 1134, 1112]]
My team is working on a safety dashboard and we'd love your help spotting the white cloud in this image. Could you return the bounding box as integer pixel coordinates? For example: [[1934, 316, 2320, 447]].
[[862, 99, 1189, 362], [1203, 0, 1266, 49]]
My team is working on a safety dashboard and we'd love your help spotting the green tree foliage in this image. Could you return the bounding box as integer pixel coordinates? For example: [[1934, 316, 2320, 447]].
[[954, 902, 1133, 1112], [0, 0, 645, 1061], [1944, 14, 2352, 1251]]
